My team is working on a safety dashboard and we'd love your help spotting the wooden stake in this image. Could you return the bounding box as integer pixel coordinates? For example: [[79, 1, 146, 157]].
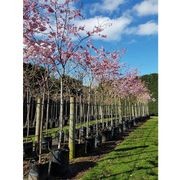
[[69, 96, 75, 160]]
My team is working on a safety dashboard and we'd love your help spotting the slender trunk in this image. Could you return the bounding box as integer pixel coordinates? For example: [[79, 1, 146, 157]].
[[131, 102, 135, 119], [100, 103, 103, 129], [114, 97, 118, 125], [94, 93, 98, 134], [60, 77, 63, 129], [45, 92, 50, 134], [109, 100, 113, 127], [30, 98, 34, 127], [83, 98, 85, 125], [26, 89, 31, 137], [125, 99, 127, 120], [79, 95, 82, 126], [140, 102, 142, 117], [39, 91, 45, 163], [147, 103, 149, 115], [86, 87, 91, 137], [137, 102, 140, 117], [65, 99, 68, 117], [128, 98, 132, 120], [75, 94, 78, 125], [142, 103, 144, 116], [118, 98, 122, 123], [56, 101, 58, 121], [111, 104, 113, 127], [78, 95, 82, 143], [58, 76, 63, 149], [134, 102, 138, 118]]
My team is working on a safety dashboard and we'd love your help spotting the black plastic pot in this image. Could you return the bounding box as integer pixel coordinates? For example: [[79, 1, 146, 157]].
[[119, 123, 124, 134], [23, 128, 27, 137], [125, 120, 129, 130], [135, 117, 140, 123], [23, 127, 36, 137], [128, 120, 133, 129], [121, 120, 125, 131], [88, 125, 94, 134], [92, 124, 97, 134], [94, 134, 102, 148], [75, 129, 79, 140], [79, 127, 86, 139], [28, 160, 39, 180], [101, 129, 111, 142], [75, 143, 85, 157], [111, 127, 119, 139], [103, 122, 107, 128], [48, 148, 69, 177], [23, 141, 33, 157], [41, 136, 52, 153], [98, 123, 103, 129], [29, 127, 35, 135], [85, 137, 95, 153]]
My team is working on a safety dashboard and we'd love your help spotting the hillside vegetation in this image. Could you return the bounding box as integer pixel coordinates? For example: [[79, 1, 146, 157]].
[[141, 73, 158, 115]]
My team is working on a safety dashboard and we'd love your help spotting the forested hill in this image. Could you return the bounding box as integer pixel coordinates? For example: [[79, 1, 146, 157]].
[[141, 73, 158, 115]]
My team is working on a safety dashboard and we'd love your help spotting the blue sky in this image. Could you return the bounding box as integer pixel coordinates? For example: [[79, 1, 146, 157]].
[[76, 0, 158, 75]]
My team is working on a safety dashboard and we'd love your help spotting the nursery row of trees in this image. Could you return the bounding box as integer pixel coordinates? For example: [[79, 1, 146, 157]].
[[23, 0, 152, 160], [23, 62, 150, 133]]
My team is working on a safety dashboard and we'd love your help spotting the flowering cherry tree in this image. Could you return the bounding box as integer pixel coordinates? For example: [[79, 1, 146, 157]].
[[24, 0, 109, 148]]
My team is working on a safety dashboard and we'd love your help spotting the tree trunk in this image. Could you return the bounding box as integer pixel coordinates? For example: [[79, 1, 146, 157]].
[[26, 89, 31, 137], [110, 104, 113, 127], [147, 103, 149, 115], [134, 102, 138, 118], [39, 91, 45, 163], [99, 104, 103, 129], [94, 94, 98, 134], [69, 96, 75, 160], [58, 77, 63, 149], [125, 99, 127, 120], [30, 98, 34, 127], [128, 98, 132, 120], [131, 102, 135, 119], [45, 92, 50, 134], [79, 95, 82, 126], [86, 87, 91, 137], [118, 98, 122, 124], [137, 102, 140, 117], [114, 97, 118, 126]]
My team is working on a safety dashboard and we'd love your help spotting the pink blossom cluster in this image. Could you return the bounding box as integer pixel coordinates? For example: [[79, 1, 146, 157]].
[[23, 0, 151, 103]]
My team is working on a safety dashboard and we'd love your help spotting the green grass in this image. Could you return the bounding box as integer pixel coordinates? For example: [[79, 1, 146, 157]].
[[81, 117, 158, 180]]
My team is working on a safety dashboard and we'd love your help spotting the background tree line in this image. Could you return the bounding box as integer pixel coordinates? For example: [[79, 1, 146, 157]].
[[141, 73, 158, 115]]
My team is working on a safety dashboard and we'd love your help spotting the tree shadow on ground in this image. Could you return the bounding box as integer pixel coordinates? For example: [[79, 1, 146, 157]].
[[114, 145, 149, 152], [101, 166, 157, 179]]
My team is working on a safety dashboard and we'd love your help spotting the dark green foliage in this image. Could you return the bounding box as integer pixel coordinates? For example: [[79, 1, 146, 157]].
[[141, 73, 158, 115]]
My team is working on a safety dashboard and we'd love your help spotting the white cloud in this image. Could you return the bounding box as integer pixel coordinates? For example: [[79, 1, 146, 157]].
[[90, 0, 125, 14], [136, 21, 158, 35], [133, 0, 158, 16], [125, 21, 158, 36], [76, 15, 132, 41]]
